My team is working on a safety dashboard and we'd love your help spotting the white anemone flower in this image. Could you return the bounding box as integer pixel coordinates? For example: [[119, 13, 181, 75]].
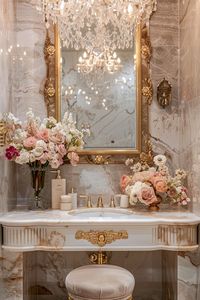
[[153, 154, 167, 166]]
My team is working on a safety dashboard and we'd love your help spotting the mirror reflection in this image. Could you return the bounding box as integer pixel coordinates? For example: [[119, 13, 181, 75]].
[[61, 38, 139, 150]]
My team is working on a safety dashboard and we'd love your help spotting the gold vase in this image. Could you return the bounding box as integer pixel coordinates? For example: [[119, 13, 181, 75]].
[[148, 195, 162, 212]]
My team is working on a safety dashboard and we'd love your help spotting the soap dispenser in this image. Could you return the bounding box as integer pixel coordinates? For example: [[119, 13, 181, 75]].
[[51, 170, 66, 209]]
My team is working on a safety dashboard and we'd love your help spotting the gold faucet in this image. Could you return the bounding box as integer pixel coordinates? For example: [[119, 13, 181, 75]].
[[97, 195, 104, 208], [109, 196, 116, 208]]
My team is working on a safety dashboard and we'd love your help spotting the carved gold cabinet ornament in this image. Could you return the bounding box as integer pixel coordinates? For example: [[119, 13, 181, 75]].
[[157, 78, 172, 108], [75, 230, 128, 247]]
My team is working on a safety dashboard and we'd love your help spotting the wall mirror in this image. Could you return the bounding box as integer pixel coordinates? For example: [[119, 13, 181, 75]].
[[45, 24, 153, 163]]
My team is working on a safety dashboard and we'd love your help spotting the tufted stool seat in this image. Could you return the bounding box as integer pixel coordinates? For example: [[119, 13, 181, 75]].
[[65, 264, 135, 300]]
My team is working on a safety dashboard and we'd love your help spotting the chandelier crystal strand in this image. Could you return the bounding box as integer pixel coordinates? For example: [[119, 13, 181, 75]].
[[36, 0, 157, 50]]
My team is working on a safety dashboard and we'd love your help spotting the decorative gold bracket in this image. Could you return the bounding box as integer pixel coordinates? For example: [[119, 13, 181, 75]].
[[75, 230, 128, 247]]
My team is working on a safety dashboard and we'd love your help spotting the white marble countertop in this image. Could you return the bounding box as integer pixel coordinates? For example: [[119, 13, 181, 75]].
[[0, 209, 200, 226]]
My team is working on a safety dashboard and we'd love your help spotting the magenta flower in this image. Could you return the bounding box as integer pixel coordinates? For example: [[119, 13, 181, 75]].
[[5, 146, 20, 160]]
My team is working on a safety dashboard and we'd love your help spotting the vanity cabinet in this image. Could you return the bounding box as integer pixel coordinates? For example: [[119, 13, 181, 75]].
[[0, 210, 199, 252]]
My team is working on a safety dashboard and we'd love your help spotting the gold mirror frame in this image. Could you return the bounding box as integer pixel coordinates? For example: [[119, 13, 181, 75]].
[[43, 23, 153, 164]]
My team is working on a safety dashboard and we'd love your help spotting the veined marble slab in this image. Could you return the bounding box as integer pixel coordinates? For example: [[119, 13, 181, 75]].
[[0, 209, 199, 226]]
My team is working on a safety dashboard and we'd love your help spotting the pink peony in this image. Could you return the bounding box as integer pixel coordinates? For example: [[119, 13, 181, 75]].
[[56, 144, 67, 157], [67, 152, 79, 166], [23, 136, 37, 148], [138, 186, 158, 205], [120, 175, 132, 192], [5, 146, 19, 160], [36, 129, 49, 142]]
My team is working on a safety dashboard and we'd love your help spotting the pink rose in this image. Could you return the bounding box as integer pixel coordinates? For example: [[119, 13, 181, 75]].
[[36, 129, 49, 142], [5, 146, 19, 160], [155, 180, 168, 193], [49, 132, 64, 144], [67, 152, 79, 166], [120, 175, 132, 192], [138, 186, 158, 205], [23, 136, 37, 148], [56, 144, 67, 157], [150, 173, 168, 192]]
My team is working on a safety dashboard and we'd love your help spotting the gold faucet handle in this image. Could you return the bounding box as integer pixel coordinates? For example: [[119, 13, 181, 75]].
[[80, 194, 93, 208], [97, 195, 104, 208], [109, 196, 116, 208]]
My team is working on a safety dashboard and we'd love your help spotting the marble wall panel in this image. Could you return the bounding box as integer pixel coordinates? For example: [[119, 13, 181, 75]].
[[0, 249, 24, 300], [177, 252, 200, 300], [178, 1, 200, 300], [179, 0, 200, 214], [150, 0, 180, 168], [0, 0, 17, 211], [12, 0, 47, 121]]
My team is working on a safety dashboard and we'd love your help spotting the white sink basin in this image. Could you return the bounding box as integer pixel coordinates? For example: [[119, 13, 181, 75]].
[[68, 208, 133, 218]]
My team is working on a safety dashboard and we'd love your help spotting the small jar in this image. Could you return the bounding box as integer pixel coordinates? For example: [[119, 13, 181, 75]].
[[60, 195, 72, 211]]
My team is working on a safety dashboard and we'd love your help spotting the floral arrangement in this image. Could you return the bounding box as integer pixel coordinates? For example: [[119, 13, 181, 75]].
[[120, 155, 190, 209], [4, 109, 88, 168]]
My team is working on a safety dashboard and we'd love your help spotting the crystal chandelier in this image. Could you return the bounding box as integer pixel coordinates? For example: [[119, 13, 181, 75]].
[[36, 0, 157, 50], [77, 48, 122, 74]]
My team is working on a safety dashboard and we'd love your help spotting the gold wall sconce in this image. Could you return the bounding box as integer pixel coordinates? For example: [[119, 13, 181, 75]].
[[157, 78, 172, 108]]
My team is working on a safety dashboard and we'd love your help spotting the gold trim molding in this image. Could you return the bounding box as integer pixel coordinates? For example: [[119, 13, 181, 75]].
[[0, 121, 7, 147], [142, 78, 153, 105], [75, 230, 128, 247], [44, 29, 56, 118]]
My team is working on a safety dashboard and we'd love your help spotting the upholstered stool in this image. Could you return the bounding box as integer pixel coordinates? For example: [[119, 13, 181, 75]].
[[65, 264, 135, 300]]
